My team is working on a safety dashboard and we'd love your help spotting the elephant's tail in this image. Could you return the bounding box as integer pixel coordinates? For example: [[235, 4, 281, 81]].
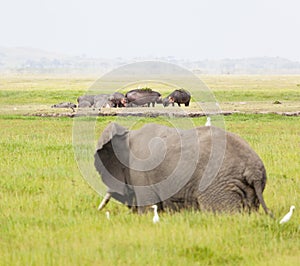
[[253, 171, 274, 218]]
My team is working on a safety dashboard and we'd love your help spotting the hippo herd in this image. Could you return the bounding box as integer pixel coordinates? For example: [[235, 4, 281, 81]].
[[52, 88, 191, 110], [78, 88, 191, 108]]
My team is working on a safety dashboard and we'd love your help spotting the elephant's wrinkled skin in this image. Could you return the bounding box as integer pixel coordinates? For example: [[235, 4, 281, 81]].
[[94, 123, 272, 216]]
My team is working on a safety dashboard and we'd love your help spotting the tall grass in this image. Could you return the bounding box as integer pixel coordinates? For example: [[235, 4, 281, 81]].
[[0, 114, 299, 265]]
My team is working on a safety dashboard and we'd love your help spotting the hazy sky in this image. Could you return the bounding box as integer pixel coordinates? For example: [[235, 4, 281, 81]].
[[1, 0, 300, 60]]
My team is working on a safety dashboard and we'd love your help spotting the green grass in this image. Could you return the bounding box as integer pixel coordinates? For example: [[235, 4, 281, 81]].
[[0, 74, 299, 265], [1, 75, 300, 107], [213, 89, 300, 102], [0, 90, 85, 105], [201, 75, 300, 107], [0, 114, 299, 265]]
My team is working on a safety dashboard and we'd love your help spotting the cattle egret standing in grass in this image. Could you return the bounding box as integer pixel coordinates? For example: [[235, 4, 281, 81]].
[[279, 205, 295, 224], [205, 116, 211, 126], [105, 211, 110, 220], [151, 205, 159, 224]]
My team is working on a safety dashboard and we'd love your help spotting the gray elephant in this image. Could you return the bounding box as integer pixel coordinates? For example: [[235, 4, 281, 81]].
[[94, 123, 272, 216]]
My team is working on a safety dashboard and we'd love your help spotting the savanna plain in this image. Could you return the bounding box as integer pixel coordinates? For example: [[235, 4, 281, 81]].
[[0, 74, 299, 265]]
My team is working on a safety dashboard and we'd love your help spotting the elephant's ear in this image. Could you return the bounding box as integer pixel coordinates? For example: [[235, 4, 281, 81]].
[[96, 122, 128, 151], [95, 122, 130, 199]]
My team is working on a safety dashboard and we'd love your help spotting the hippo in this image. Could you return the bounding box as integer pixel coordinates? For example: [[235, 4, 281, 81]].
[[163, 89, 191, 107], [94, 94, 112, 108], [77, 95, 95, 107], [77, 94, 112, 108], [109, 92, 127, 108], [126, 102, 148, 107], [125, 89, 162, 107], [78, 100, 93, 108], [51, 102, 77, 111]]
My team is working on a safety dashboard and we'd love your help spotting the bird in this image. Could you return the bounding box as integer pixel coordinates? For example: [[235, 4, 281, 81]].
[[105, 211, 110, 220], [205, 116, 211, 126], [279, 205, 295, 224], [151, 205, 159, 224]]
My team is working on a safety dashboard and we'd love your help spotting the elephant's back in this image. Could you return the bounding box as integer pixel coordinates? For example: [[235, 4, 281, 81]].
[[196, 126, 264, 166]]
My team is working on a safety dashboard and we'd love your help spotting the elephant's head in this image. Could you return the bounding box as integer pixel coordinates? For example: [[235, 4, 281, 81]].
[[94, 123, 134, 207]]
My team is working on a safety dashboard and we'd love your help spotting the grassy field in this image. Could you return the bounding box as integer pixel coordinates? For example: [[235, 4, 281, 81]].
[[0, 74, 299, 114], [0, 74, 299, 265]]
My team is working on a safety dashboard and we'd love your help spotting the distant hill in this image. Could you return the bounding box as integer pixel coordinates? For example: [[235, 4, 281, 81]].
[[1, 46, 300, 74], [187, 57, 300, 74], [0, 46, 126, 74]]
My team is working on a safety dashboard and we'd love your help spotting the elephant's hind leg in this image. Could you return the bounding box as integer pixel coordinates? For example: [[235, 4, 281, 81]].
[[198, 184, 244, 213]]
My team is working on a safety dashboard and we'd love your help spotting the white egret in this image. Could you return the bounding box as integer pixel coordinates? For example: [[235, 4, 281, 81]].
[[151, 205, 159, 224], [205, 116, 211, 126], [279, 205, 295, 224], [105, 211, 110, 220]]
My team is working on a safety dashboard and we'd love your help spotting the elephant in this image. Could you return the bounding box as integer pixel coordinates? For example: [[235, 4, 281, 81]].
[[163, 89, 191, 107], [94, 123, 272, 216], [125, 89, 162, 107]]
